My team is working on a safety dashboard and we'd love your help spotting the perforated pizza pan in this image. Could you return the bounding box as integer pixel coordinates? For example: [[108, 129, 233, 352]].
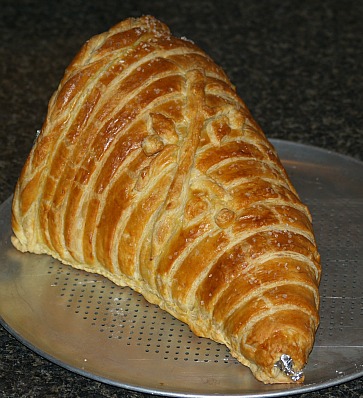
[[1, 140, 363, 397]]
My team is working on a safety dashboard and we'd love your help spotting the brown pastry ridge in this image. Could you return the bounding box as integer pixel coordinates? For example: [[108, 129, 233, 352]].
[[11, 15, 321, 384]]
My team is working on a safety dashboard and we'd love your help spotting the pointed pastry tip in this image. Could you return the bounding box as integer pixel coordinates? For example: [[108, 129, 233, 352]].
[[274, 354, 304, 382]]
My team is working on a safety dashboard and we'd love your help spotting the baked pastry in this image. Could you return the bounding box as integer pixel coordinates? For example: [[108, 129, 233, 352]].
[[11, 15, 321, 384]]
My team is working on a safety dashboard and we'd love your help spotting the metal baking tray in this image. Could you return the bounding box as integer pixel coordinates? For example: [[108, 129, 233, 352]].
[[1, 139, 362, 397]]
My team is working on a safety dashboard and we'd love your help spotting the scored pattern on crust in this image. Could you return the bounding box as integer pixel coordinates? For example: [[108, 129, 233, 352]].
[[11, 16, 321, 384]]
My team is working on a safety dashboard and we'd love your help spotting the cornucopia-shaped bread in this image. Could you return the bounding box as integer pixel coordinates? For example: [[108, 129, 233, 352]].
[[11, 15, 321, 384]]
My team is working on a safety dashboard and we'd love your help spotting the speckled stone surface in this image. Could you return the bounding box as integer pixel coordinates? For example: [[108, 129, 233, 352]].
[[0, 0, 362, 397]]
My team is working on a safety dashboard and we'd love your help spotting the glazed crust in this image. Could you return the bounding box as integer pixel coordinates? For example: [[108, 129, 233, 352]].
[[11, 16, 321, 384]]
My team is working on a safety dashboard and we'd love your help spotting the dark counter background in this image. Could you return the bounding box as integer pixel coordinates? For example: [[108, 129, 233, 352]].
[[0, 0, 362, 397]]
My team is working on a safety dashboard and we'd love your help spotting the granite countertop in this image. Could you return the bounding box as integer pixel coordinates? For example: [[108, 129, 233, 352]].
[[1, 0, 362, 397]]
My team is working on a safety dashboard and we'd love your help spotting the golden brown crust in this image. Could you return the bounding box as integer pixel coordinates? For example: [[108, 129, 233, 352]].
[[11, 15, 321, 384]]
